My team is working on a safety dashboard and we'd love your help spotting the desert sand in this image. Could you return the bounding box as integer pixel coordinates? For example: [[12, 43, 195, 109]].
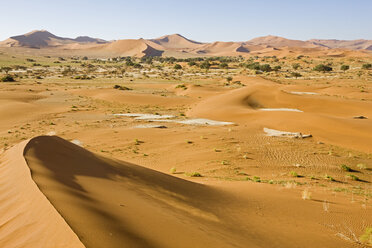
[[0, 32, 371, 247]]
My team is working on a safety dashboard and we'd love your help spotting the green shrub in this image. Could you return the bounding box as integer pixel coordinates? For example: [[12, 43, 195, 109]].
[[347, 174, 360, 181], [174, 64, 182, 70], [219, 62, 228, 69], [340, 164, 351, 172], [290, 171, 299, 177], [360, 227, 372, 245], [340, 65, 349, 71], [313, 64, 332, 72], [1, 75, 15, 82], [292, 63, 300, 70], [253, 176, 261, 182], [362, 63, 371, 70], [186, 172, 202, 177]]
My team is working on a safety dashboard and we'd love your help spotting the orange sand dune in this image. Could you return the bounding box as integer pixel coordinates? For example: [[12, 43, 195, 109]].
[[150, 34, 203, 49], [21, 136, 362, 248], [188, 77, 372, 152], [89, 39, 164, 57], [0, 136, 367, 247], [0, 139, 84, 248]]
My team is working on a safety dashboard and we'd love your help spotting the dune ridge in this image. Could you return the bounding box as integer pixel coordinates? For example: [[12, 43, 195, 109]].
[[0, 135, 366, 248], [0, 139, 84, 248]]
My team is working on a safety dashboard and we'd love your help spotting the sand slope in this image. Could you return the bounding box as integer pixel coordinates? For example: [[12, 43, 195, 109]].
[[20, 136, 362, 248], [188, 77, 372, 152], [0, 140, 84, 248], [0, 30, 106, 48]]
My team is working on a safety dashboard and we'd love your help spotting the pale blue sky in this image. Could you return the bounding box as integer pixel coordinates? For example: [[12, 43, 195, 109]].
[[1, 0, 371, 42]]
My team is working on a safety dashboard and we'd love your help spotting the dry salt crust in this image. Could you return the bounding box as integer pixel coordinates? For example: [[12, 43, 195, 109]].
[[259, 108, 303, 112], [263, 128, 312, 138], [133, 124, 167, 129], [114, 113, 234, 126], [289, 91, 318, 95], [113, 113, 175, 120]]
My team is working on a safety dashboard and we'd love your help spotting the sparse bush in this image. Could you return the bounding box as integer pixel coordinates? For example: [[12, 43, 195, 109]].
[[113, 85, 132, 90], [185, 172, 202, 177], [325, 175, 335, 181], [259, 64, 272, 72], [362, 63, 371, 70], [347, 174, 360, 181], [290, 72, 302, 78], [292, 63, 300, 70], [253, 176, 261, 182], [175, 84, 187, 90], [340, 65, 349, 71], [219, 62, 228, 69], [340, 164, 351, 172], [226, 76, 233, 83], [170, 167, 177, 174], [313, 64, 332, 72], [360, 227, 372, 245], [290, 171, 299, 177], [174, 64, 182, 70], [1, 75, 15, 82]]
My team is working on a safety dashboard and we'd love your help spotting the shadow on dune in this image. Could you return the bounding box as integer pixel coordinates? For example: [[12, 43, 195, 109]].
[[23, 136, 237, 248]]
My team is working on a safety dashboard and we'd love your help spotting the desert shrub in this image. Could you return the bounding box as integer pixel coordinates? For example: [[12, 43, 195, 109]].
[[259, 64, 272, 72], [133, 63, 142, 68], [292, 63, 300, 70], [226, 76, 233, 83], [362, 63, 371, 69], [113, 85, 132, 90], [273, 65, 281, 71], [185, 172, 202, 177], [253, 176, 261, 182], [219, 62, 228, 69], [313, 64, 332, 72], [325, 175, 335, 181], [360, 227, 372, 245], [188, 61, 196, 66], [290, 171, 299, 177], [340, 65, 349, 71], [175, 84, 187, 90], [290, 72, 302, 78], [199, 61, 211, 70], [1, 75, 15, 82], [347, 174, 360, 181], [74, 75, 91, 80], [340, 164, 351, 172], [245, 62, 260, 70], [174, 64, 182, 70]]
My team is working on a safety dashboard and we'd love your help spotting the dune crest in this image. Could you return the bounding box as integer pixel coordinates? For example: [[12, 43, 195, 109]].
[[0, 140, 84, 248]]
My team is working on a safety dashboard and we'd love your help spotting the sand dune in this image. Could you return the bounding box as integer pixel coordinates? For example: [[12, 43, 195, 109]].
[[0, 135, 364, 247], [93, 39, 164, 57], [309, 38, 372, 50], [0, 30, 106, 48], [248, 35, 319, 48], [23, 136, 252, 248], [188, 77, 372, 152], [1, 30, 371, 57], [150, 34, 203, 49], [0, 139, 84, 248]]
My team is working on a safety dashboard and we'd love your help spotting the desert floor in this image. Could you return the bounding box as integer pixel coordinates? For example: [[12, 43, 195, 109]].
[[0, 52, 371, 248]]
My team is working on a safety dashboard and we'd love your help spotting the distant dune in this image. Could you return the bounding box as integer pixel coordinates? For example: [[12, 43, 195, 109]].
[[0, 30, 371, 57], [0, 30, 107, 48]]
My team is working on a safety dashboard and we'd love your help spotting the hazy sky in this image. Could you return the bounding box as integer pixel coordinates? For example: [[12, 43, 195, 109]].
[[1, 0, 371, 42]]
